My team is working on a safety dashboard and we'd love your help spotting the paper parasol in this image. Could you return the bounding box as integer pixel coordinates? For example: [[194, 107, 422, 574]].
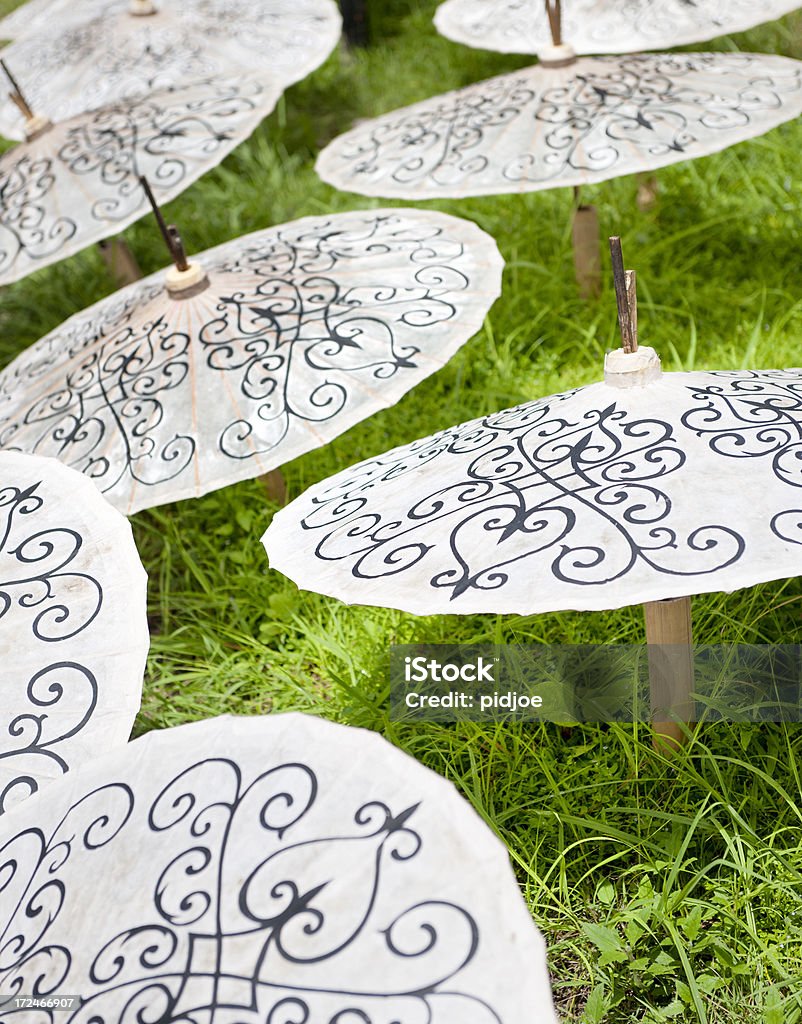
[[0, 72, 280, 287], [0, 0, 341, 141], [0, 206, 504, 514], [263, 240, 802, 745], [262, 358, 802, 614], [434, 0, 802, 57], [316, 51, 802, 199], [0, 451, 148, 814], [0, 712, 559, 1023]]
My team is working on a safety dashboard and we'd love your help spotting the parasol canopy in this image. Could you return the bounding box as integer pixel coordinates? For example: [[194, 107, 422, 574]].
[[434, 0, 802, 57], [0, 451, 147, 814], [316, 51, 802, 199], [0, 0, 341, 141], [0, 207, 503, 514], [0, 73, 280, 287], [0, 712, 559, 1023], [262, 353, 802, 615], [0, 0, 117, 37]]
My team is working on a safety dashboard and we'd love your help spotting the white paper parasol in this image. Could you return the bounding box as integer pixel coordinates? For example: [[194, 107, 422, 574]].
[[0, 207, 503, 514], [263, 238, 802, 746], [434, 0, 802, 57], [0, 712, 559, 1023], [0, 451, 148, 815], [316, 51, 802, 200], [0, 0, 341, 141], [0, 72, 280, 287], [262, 358, 802, 613]]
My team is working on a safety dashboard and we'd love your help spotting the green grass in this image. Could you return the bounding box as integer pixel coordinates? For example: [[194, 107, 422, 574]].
[[3, 2, 802, 1020]]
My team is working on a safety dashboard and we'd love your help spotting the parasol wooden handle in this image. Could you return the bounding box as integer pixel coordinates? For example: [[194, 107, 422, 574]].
[[98, 238, 143, 287], [643, 596, 695, 752], [637, 172, 659, 211], [260, 468, 287, 505], [572, 193, 601, 299]]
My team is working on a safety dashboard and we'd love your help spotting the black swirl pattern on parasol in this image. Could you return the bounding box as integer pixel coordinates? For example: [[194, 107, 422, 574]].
[[326, 54, 802, 193], [0, 782, 133, 1007], [0, 664, 99, 814], [681, 371, 802, 546], [1, 310, 196, 493], [0, 155, 77, 278], [0, 480, 102, 641], [0, 479, 103, 812], [56, 79, 266, 220], [0, 76, 268, 281], [295, 394, 745, 600], [0, 214, 472, 500], [0, 758, 499, 1023]]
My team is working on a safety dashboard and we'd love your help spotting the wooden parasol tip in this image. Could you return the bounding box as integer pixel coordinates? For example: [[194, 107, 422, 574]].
[[540, 0, 576, 68], [166, 225, 189, 273], [609, 236, 638, 354], [139, 175, 188, 270], [544, 0, 561, 46], [1, 57, 52, 139], [1, 57, 33, 120], [139, 175, 208, 296]]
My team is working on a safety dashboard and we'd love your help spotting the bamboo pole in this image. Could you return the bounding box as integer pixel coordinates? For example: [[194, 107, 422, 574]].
[[643, 596, 694, 752], [636, 173, 659, 211], [572, 190, 601, 299], [98, 238, 142, 287], [340, 0, 369, 46], [260, 468, 287, 505]]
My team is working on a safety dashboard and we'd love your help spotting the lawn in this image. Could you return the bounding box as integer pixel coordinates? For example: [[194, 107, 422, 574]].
[[2, 1, 802, 1020]]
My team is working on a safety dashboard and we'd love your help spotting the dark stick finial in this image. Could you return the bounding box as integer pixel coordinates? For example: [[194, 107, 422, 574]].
[[139, 175, 188, 271], [545, 0, 562, 46], [609, 236, 638, 353], [1, 58, 34, 120], [166, 225, 189, 273]]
